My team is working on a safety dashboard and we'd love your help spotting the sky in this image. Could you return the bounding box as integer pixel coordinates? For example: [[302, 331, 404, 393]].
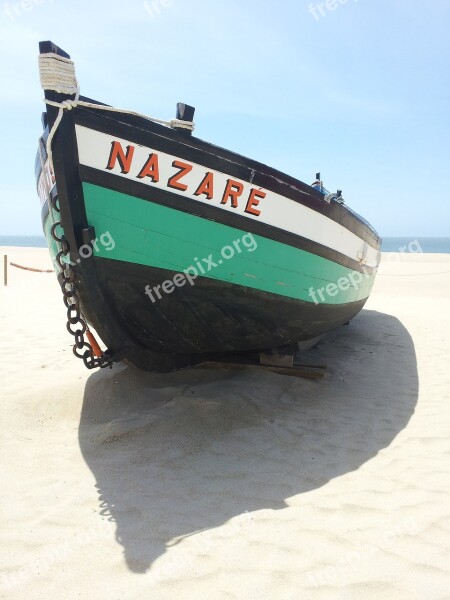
[[0, 0, 449, 237]]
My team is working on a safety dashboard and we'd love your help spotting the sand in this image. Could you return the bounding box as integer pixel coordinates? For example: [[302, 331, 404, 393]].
[[1, 247, 449, 600]]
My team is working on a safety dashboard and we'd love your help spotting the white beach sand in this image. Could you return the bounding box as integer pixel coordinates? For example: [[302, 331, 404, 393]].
[[1, 248, 449, 600]]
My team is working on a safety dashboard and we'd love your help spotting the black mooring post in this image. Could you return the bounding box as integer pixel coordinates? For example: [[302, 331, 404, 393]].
[[175, 103, 195, 136]]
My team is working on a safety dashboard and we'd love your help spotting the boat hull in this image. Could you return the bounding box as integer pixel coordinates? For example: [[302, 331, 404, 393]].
[[91, 256, 367, 370], [37, 90, 381, 371]]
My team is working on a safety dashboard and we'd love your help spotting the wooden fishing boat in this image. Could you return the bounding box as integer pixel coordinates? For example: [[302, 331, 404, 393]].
[[35, 41, 381, 372]]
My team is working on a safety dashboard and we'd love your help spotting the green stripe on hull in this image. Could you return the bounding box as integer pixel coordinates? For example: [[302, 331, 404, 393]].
[[82, 182, 376, 305]]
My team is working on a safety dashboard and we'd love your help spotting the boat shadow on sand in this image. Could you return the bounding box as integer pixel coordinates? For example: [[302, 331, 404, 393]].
[[79, 309, 418, 574]]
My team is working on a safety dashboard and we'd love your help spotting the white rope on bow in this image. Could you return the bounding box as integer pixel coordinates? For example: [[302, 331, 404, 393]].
[[39, 52, 195, 170], [39, 52, 80, 96]]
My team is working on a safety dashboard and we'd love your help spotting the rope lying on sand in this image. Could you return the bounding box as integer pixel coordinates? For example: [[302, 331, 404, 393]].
[[10, 263, 54, 273]]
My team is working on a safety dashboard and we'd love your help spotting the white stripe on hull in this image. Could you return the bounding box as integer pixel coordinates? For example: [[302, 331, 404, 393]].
[[75, 125, 380, 268]]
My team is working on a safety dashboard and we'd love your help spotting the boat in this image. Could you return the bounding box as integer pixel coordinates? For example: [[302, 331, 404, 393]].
[[35, 41, 381, 372]]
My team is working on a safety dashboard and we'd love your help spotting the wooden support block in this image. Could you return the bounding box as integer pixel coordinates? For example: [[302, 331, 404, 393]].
[[195, 361, 326, 380], [260, 353, 294, 367]]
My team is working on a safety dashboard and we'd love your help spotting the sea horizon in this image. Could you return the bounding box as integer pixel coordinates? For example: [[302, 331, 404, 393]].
[[0, 235, 47, 248], [1, 235, 450, 253], [380, 237, 450, 253]]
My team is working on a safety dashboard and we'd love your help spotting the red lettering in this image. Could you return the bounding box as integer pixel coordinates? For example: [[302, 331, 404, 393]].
[[167, 160, 193, 191], [245, 188, 265, 216], [106, 141, 135, 174], [137, 153, 160, 182], [193, 172, 214, 200], [221, 179, 244, 208]]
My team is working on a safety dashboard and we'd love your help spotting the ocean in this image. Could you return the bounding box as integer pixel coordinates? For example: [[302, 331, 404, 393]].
[[0, 236, 449, 253], [381, 237, 450, 253], [0, 236, 47, 248]]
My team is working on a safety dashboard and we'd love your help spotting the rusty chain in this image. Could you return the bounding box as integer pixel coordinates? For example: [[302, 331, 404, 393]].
[[50, 196, 112, 370]]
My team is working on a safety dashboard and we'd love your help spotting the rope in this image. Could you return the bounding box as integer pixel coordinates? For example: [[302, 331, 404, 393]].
[[39, 52, 195, 171], [38, 53, 79, 95], [39, 53, 81, 171], [44, 98, 195, 130], [10, 262, 54, 273]]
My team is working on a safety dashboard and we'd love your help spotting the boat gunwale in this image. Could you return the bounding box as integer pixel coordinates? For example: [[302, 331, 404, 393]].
[[72, 103, 381, 251]]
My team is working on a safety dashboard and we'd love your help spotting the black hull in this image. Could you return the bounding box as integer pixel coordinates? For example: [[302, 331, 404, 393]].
[[83, 257, 367, 372]]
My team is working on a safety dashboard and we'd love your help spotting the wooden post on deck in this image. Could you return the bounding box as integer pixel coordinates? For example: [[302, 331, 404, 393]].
[[3, 255, 7, 286]]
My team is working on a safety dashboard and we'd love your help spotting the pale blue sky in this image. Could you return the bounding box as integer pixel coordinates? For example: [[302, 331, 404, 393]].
[[0, 0, 449, 236]]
